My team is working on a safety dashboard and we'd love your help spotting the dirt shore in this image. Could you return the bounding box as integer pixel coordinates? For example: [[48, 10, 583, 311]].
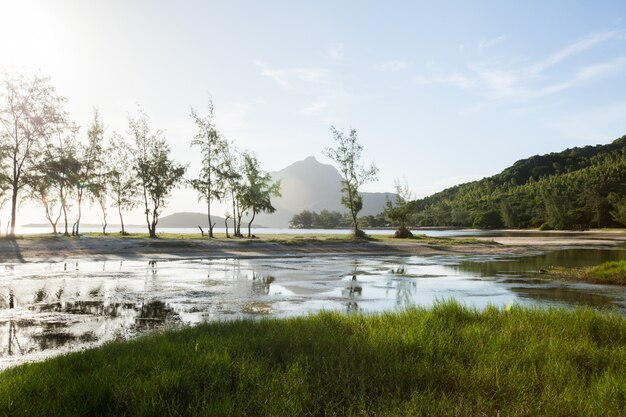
[[0, 231, 625, 262]]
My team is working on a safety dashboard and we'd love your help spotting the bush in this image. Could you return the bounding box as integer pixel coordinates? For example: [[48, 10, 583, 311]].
[[353, 229, 368, 239], [394, 226, 414, 238], [538, 222, 553, 231], [472, 210, 504, 229]]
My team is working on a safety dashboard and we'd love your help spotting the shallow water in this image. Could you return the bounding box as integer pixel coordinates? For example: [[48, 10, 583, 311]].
[[2, 249, 626, 369]]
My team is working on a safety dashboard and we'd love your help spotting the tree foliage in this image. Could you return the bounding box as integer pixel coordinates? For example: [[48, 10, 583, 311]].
[[323, 126, 378, 237], [240, 151, 281, 237], [189, 102, 226, 237], [127, 108, 186, 238], [414, 135, 626, 230], [384, 179, 415, 237]]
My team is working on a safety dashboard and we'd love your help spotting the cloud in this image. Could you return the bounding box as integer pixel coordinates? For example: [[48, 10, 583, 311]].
[[413, 30, 626, 102], [328, 44, 345, 61], [375, 60, 409, 72], [299, 99, 329, 115], [254, 59, 353, 117], [530, 30, 624, 73], [478, 35, 506, 51], [412, 73, 473, 89], [254, 60, 329, 88]]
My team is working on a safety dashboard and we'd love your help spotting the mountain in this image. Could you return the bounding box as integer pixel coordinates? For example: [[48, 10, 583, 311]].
[[157, 212, 258, 228], [256, 156, 394, 227], [414, 134, 626, 230]]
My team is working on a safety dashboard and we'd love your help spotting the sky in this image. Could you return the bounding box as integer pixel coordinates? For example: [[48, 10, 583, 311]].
[[1, 0, 626, 226]]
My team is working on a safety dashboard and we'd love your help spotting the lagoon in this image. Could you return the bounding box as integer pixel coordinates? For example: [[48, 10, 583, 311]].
[[2, 248, 626, 369]]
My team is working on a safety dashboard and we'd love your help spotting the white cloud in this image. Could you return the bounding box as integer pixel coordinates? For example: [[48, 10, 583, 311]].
[[328, 44, 345, 61], [530, 30, 624, 73], [299, 99, 329, 115], [478, 35, 506, 51], [414, 30, 626, 102], [413, 72, 473, 89], [375, 60, 409, 72], [254, 60, 329, 88]]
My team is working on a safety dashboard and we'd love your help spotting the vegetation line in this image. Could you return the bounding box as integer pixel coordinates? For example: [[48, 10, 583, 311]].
[[545, 260, 626, 285], [1, 301, 626, 416]]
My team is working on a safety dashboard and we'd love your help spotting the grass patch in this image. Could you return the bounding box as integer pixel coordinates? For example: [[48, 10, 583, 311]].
[[407, 233, 497, 246], [547, 260, 626, 285], [1, 302, 626, 416]]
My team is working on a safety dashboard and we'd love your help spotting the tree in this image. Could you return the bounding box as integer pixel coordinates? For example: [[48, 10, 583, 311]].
[[108, 135, 138, 234], [91, 165, 110, 234], [324, 126, 378, 237], [25, 173, 62, 234], [240, 152, 281, 237], [290, 210, 315, 228], [73, 109, 105, 235], [127, 108, 186, 238], [0, 72, 62, 236], [41, 106, 80, 236], [219, 141, 243, 237], [384, 179, 414, 238], [189, 102, 226, 237]]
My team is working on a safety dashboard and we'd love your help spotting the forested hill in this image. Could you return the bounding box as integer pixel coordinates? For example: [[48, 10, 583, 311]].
[[415, 134, 626, 230]]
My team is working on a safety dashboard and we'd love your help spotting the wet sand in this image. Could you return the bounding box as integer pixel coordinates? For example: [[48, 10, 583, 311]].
[[0, 230, 625, 262]]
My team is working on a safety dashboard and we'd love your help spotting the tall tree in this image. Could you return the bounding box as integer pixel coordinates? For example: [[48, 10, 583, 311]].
[[108, 135, 138, 235], [240, 152, 281, 237], [0, 72, 61, 236], [189, 102, 225, 237], [73, 109, 105, 235], [128, 108, 186, 238], [324, 126, 378, 237], [219, 141, 243, 237], [41, 99, 79, 236]]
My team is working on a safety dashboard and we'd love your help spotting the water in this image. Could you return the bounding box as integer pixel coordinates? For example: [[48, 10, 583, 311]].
[[2, 249, 626, 369]]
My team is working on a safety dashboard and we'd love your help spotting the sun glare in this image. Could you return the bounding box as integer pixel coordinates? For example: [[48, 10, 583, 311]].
[[0, 1, 69, 71]]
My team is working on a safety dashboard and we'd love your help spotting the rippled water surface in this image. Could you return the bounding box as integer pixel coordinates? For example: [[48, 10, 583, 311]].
[[2, 249, 626, 368]]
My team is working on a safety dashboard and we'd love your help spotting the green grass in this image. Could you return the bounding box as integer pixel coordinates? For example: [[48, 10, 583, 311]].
[[547, 260, 626, 285], [2, 302, 626, 416]]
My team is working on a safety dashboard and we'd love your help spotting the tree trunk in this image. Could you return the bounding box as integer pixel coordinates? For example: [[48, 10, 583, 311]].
[[100, 202, 108, 235], [225, 218, 229, 238], [10, 185, 17, 237], [143, 186, 152, 237], [232, 199, 237, 237], [248, 210, 256, 238], [118, 204, 125, 234], [207, 201, 213, 238], [61, 191, 69, 236], [74, 192, 83, 236]]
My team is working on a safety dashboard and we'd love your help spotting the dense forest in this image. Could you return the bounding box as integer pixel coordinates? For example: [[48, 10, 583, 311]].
[[289, 209, 387, 229], [414, 134, 626, 230]]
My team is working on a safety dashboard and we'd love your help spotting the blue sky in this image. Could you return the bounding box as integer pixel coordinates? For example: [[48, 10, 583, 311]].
[[1, 1, 626, 223]]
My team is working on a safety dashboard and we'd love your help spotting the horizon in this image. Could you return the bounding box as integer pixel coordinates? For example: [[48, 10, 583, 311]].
[[1, 0, 626, 226]]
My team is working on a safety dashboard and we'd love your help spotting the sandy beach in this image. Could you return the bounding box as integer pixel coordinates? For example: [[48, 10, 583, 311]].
[[0, 230, 625, 262]]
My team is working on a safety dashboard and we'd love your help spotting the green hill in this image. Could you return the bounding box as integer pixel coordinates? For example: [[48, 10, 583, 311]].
[[414, 134, 626, 230]]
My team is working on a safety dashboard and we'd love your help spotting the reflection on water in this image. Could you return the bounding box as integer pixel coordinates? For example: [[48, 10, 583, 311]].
[[2, 249, 626, 368]]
